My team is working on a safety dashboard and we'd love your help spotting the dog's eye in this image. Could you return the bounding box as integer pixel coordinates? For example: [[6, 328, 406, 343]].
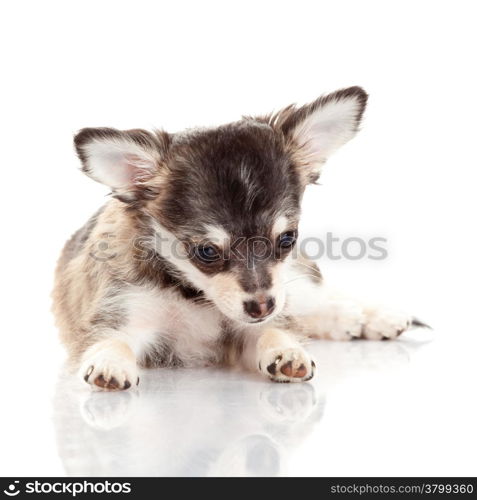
[[278, 231, 297, 249], [195, 245, 220, 263]]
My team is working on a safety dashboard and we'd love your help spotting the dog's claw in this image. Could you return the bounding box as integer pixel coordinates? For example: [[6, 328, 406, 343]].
[[411, 317, 432, 329], [84, 365, 94, 382]]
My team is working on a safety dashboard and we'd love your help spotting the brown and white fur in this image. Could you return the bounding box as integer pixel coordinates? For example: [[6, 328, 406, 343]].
[[53, 87, 424, 391]]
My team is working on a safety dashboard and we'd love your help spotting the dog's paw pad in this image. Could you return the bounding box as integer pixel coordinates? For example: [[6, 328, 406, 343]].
[[93, 374, 122, 390], [260, 348, 315, 383], [80, 355, 138, 391], [280, 360, 307, 378]]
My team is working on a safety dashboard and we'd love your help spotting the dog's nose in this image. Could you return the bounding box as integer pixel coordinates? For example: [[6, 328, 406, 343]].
[[243, 297, 276, 319]]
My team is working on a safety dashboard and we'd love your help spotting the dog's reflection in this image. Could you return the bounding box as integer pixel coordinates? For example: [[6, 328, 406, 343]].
[[53, 337, 427, 476], [54, 368, 324, 477]]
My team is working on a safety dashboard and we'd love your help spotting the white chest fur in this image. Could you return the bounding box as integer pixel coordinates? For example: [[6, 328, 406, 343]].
[[120, 286, 224, 366]]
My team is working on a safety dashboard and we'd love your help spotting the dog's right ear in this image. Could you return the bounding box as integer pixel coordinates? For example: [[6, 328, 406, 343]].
[[74, 127, 170, 201]]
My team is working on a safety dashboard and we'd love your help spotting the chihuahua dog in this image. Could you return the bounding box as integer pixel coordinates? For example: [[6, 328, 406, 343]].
[[53, 86, 423, 391]]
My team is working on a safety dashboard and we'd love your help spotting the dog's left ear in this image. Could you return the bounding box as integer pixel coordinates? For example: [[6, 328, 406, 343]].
[[271, 86, 368, 183]]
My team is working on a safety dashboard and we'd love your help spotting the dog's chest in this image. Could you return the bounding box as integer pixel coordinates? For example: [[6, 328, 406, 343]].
[[122, 286, 225, 366]]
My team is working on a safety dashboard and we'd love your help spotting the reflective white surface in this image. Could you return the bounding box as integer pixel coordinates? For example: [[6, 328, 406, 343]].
[[44, 331, 473, 477], [1, 320, 476, 476], [54, 366, 323, 477]]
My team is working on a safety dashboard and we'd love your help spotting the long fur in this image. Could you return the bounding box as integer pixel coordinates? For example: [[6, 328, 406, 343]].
[[53, 87, 422, 391]]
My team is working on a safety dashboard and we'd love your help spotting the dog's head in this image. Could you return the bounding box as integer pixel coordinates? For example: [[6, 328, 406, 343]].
[[74, 87, 367, 325]]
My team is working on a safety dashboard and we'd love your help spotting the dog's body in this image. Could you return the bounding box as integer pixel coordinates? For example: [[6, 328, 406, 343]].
[[53, 87, 418, 390]]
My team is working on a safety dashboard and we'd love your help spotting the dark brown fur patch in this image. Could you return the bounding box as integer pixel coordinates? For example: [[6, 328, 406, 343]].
[[140, 339, 184, 368], [217, 321, 246, 366]]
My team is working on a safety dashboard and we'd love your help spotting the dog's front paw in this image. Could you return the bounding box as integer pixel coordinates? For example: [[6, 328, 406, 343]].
[[80, 342, 139, 391], [362, 307, 413, 340], [258, 347, 315, 383]]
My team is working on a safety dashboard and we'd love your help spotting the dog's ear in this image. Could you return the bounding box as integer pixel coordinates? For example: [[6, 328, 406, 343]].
[[271, 86, 368, 183], [74, 127, 170, 201]]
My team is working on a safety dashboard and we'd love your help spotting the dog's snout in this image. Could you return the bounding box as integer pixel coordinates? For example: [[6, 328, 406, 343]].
[[243, 297, 276, 319]]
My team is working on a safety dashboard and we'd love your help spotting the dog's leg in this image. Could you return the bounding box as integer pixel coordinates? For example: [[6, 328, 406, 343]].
[[242, 328, 316, 383], [288, 292, 416, 341], [79, 336, 139, 391], [284, 259, 424, 341]]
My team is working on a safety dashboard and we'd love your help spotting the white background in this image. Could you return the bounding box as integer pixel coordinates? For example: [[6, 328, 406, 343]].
[[0, 0, 476, 477]]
